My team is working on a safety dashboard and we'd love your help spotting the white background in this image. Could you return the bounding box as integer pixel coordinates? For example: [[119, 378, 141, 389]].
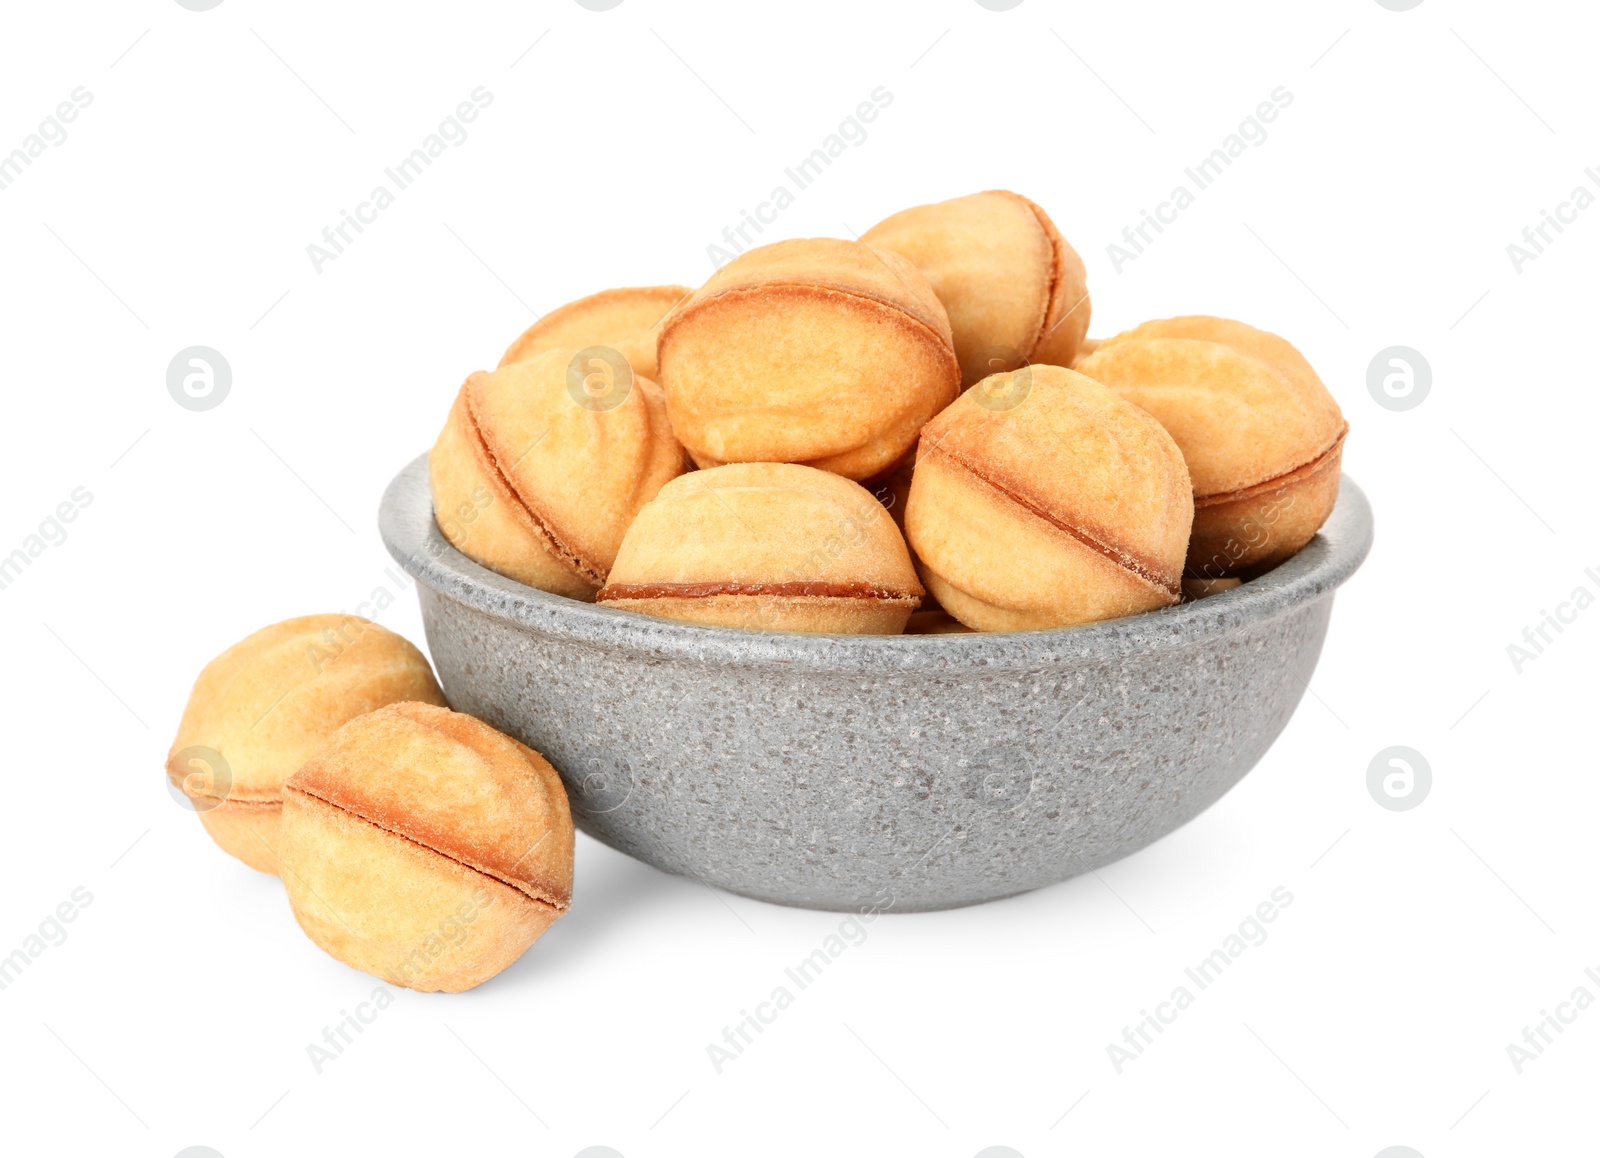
[[1, 1, 1595, 1155]]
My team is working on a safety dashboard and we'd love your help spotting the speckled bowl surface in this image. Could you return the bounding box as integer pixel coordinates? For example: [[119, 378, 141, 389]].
[[380, 455, 1372, 912]]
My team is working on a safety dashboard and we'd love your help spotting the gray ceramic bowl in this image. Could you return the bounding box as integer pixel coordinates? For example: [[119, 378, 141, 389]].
[[380, 456, 1372, 912]]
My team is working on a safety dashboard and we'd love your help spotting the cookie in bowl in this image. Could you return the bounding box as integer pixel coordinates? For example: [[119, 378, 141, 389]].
[[655, 238, 961, 481], [597, 462, 923, 633], [862, 190, 1091, 386], [428, 347, 686, 599], [498, 284, 689, 381], [905, 364, 1193, 632], [1076, 316, 1346, 577]]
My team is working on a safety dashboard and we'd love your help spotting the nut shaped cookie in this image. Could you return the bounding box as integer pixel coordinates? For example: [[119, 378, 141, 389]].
[[656, 238, 961, 481], [862, 190, 1091, 385], [498, 285, 690, 381], [597, 462, 923, 634], [429, 348, 687, 599], [1077, 317, 1347, 576], [167, 616, 446, 874], [905, 365, 1193, 631], [278, 701, 574, 993]]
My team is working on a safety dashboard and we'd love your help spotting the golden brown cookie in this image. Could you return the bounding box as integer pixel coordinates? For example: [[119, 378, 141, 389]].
[[1077, 317, 1347, 576], [597, 462, 923, 633], [498, 285, 690, 381], [278, 701, 573, 993], [167, 615, 446, 875], [905, 365, 1193, 631], [656, 238, 961, 481], [429, 348, 686, 599], [862, 190, 1091, 385]]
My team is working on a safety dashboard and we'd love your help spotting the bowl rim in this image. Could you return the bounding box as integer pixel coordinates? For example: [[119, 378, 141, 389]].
[[380, 453, 1372, 673]]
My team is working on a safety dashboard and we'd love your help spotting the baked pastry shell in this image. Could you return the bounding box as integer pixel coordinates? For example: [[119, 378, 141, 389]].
[[498, 284, 690, 380], [862, 189, 1091, 385], [279, 701, 574, 992], [428, 351, 686, 598], [657, 239, 960, 481], [1076, 318, 1348, 578], [906, 366, 1192, 631], [167, 615, 445, 874], [598, 462, 922, 634]]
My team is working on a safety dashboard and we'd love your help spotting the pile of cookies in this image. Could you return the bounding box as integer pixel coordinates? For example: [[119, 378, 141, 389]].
[[167, 190, 1350, 994], [431, 189, 1348, 635]]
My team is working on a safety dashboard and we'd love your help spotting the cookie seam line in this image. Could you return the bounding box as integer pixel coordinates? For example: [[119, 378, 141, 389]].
[[596, 581, 922, 603], [500, 286, 688, 368], [168, 783, 281, 809], [1003, 189, 1065, 357], [461, 387, 607, 587], [1193, 423, 1348, 508], [925, 444, 1182, 597], [284, 782, 569, 913], [164, 759, 282, 806], [666, 281, 958, 367]]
